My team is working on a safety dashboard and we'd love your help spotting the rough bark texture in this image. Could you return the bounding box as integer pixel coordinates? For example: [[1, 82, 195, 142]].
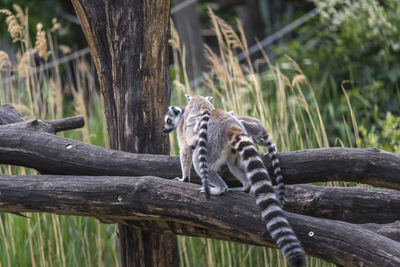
[[70, 1, 176, 266], [2, 128, 400, 224], [2, 127, 400, 191], [0, 174, 399, 267], [0, 104, 24, 124], [285, 184, 400, 224]]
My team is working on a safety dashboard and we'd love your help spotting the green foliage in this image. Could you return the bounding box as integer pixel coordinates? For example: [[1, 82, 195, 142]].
[[360, 112, 400, 155], [274, 0, 400, 143]]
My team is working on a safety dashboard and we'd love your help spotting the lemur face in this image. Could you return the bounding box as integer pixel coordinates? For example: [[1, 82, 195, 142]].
[[253, 135, 270, 147], [163, 106, 183, 133]]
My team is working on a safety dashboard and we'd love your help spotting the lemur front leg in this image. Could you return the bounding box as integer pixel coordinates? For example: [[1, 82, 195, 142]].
[[174, 146, 193, 182]]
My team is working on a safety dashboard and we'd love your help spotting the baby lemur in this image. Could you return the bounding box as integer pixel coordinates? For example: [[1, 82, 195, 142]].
[[164, 98, 304, 266], [164, 107, 286, 205]]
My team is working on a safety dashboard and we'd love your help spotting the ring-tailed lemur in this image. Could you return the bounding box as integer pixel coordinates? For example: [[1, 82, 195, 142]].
[[165, 107, 286, 205], [163, 95, 213, 198], [164, 104, 305, 266]]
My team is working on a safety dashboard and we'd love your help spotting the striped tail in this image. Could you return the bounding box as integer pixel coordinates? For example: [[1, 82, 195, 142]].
[[198, 109, 211, 199], [265, 139, 285, 206], [232, 135, 305, 267]]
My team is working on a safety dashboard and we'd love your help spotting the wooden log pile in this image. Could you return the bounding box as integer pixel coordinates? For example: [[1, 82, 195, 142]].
[[1, 104, 400, 266]]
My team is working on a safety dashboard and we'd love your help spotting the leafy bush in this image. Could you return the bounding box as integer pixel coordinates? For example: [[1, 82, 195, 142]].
[[360, 112, 400, 155], [274, 0, 400, 143]]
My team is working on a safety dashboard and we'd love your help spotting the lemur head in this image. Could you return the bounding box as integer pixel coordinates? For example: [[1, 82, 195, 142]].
[[163, 106, 184, 133], [238, 117, 270, 147]]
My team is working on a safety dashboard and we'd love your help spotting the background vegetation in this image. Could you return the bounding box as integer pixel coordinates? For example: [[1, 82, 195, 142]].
[[0, 0, 399, 266]]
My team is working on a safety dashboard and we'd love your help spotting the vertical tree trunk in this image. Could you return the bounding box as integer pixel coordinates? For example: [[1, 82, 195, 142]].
[[71, 1, 178, 266]]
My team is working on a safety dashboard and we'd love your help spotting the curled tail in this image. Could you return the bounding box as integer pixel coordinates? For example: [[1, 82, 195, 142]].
[[265, 139, 285, 206], [198, 109, 211, 199], [232, 135, 305, 267]]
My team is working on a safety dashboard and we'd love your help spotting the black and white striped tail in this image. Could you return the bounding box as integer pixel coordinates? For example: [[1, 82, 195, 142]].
[[198, 110, 211, 199], [266, 139, 285, 206], [233, 135, 305, 267]]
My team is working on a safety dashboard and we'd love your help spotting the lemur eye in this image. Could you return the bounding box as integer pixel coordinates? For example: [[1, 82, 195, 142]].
[[167, 119, 172, 124]]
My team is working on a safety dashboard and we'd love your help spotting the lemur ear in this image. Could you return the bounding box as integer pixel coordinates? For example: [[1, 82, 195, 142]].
[[171, 106, 179, 115], [206, 96, 213, 101], [185, 94, 192, 102], [228, 110, 234, 115]]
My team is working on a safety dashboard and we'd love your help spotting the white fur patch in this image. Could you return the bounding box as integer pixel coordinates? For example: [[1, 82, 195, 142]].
[[266, 216, 287, 230], [261, 205, 281, 219], [255, 193, 277, 205], [250, 180, 272, 194], [269, 227, 293, 240], [247, 168, 267, 178]]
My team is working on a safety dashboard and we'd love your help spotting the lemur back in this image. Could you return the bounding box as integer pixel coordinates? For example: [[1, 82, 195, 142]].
[[191, 109, 305, 266]]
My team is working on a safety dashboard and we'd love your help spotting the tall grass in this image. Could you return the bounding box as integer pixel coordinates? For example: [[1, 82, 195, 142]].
[[0, 4, 357, 267], [0, 5, 117, 267]]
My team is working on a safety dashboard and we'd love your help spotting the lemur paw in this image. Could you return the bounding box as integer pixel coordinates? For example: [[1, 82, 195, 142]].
[[174, 177, 187, 182]]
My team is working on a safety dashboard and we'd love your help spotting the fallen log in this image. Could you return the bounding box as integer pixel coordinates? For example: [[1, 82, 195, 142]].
[[0, 174, 399, 267], [1, 127, 399, 190], [2, 127, 399, 224]]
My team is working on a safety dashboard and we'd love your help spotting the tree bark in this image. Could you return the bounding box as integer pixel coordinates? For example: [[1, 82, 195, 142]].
[[0, 174, 399, 267], [1, 127, 400, 190], [70, 1, 176, 266], [285, 184, 400, 224], [2, 128, 400, 223]]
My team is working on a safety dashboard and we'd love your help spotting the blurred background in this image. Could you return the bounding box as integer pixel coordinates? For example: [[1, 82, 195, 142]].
[[0, 0, 399, 266]]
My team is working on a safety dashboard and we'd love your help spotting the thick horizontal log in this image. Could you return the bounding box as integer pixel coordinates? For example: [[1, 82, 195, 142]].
[[2, 129, 400, 224], [0, 174, 399, 266], [285, 184, 400, 224], [1, 128, 399, 190]]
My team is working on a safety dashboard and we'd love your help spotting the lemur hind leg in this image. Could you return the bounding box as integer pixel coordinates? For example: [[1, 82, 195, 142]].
[[192, 148, 228, 195], [226, 157, 250, 192], [199, 169, 229, 195]]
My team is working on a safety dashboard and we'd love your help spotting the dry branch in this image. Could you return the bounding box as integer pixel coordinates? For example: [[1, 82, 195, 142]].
[[0, 174, 399, 267]]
